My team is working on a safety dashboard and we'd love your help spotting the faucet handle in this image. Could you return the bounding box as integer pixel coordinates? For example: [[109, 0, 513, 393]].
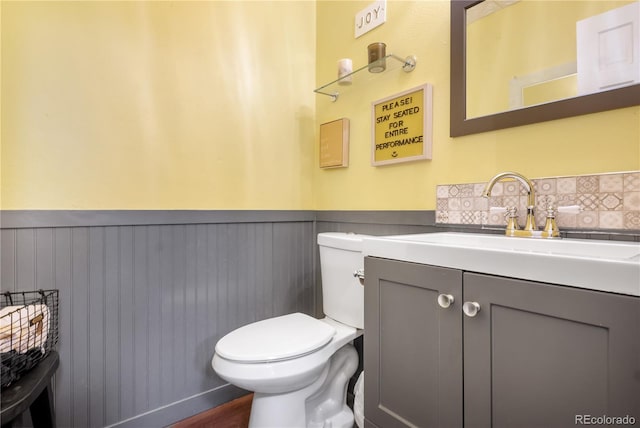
[[542, 200, 561, 238], [489, 206, 518, 216], [505, 206, 519, 232], [557, 205, 582, 214], [489, 206, 519, 232], [490, 206, 517, 219], [489, 206, 507, 214], [545, 202, 556, 218]]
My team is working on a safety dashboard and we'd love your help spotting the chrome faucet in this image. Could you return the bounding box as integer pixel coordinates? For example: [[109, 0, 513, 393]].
[[483, 172, 537, 235]]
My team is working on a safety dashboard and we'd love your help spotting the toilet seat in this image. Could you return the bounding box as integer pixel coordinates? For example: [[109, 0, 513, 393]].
[[212, 316, 360, 394], [215, 313, 336, 363]]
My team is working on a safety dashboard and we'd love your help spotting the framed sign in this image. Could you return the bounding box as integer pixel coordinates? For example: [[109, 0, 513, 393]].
[[319, 118, 349, 168], [371, 83, 433, 166]]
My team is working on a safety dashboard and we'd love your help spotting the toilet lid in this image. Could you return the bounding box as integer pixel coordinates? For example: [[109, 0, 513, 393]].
[[215, 313, 336, 363]]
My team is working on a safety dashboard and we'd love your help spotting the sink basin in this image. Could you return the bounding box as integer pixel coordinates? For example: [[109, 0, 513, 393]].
[[363, 233, 640, 296]]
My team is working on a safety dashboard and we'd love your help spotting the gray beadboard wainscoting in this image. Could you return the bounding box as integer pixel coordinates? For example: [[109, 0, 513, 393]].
[[1, 211, 320, 428], [1, 210, 637, 428]]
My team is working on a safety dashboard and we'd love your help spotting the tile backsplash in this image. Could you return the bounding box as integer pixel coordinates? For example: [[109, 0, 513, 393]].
[[436, 171, 640, 231]]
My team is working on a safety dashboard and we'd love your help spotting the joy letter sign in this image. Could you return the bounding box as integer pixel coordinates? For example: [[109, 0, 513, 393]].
[[355, 0, 386, 38]]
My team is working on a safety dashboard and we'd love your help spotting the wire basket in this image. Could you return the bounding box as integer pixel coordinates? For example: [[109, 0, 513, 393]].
[[0, 289, 59, 389]]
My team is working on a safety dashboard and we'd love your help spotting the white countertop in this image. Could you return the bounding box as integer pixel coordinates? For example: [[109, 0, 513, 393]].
[[363, 233, 640, 297]]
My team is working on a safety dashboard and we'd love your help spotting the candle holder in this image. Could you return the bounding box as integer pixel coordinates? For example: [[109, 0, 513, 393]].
[[368, 42, 387, 73], [337, 58, 353, 85]]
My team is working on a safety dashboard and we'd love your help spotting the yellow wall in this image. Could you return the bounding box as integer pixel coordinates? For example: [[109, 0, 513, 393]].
[[1, 1, 316, 209], [314, 0, 640, 210], [3, 0, 639, 212]]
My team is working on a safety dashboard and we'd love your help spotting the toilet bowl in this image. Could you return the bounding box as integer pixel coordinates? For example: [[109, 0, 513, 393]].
[[212, 232, 368, 428], [213, 314, 361, 428]]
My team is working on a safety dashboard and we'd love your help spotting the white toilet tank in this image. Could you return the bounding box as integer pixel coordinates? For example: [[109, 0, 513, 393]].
[[317, 232, 368, 330]]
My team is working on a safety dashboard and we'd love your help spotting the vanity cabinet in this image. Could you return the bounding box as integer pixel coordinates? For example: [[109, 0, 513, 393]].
[[363, 256, 640, 428], [363, 258, 463, 428]]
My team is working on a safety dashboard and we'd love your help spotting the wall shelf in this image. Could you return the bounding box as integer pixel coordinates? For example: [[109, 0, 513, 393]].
[[314, 54, 417, 102]]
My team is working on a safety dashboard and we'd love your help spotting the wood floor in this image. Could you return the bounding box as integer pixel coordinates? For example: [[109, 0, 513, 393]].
[[170, 394, 253, 428]]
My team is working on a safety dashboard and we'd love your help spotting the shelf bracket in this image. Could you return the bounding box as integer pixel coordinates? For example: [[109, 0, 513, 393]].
[[314, 90, 339, 102], [394, 54, 417, 72]]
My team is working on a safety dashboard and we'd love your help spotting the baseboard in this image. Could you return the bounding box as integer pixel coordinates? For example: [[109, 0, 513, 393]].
[[105, 385, 249, 428], [170, 393, 253, 428]]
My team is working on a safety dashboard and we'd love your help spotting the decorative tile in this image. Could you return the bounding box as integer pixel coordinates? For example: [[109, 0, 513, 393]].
[[599, 193, 623, 211], [535, 178, 556, 195], [488, 196, 503, 208], [448, 198, 461, 210], [461, 211, 475, 224], [577, 175, 598, 194], [487, 182, 504, 196], [435, 171, 639, 230], [488, 210, 505, 226], [555, 194, 577, 205], [503, 195, 519, 209], [448, 211, 461, 224], [474, 197, 489, 211], [599, 211, 624, 229], [557, 177, 577, 194], [577, 193, 599, 211], [475, 210, 488, 224], [437, 198, 448, 211], [503, 181, 520, 195], [599, 174, 623, 193], [556, 212, 577, 228], [624, 211, 640, 229], [623, 172, 640, 192], [576, 211, 599, 228], [623, 192, 640, 211], [473, 183, 486, 197], [436, 185, 449, 198], [461, 198, 474, 211], [458, 184, 474, 197], [537, 194, 556, 210]]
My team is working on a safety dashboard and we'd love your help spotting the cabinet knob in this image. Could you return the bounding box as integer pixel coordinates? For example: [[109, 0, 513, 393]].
[[437, 294, 455, 309], [463, 301, 481, 317]]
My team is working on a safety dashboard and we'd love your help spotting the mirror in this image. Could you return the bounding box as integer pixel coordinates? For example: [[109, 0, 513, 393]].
[[450, 0, 640, 137]]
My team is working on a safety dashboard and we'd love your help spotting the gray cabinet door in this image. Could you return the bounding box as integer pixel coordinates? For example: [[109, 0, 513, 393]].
[[463, 273, 640, 428], [364, 257, 463, 428]]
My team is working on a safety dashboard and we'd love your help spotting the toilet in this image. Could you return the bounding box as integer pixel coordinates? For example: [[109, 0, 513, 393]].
[[211, 232, 366, 428]]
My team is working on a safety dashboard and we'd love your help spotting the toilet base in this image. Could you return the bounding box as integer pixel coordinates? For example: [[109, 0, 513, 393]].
[[248, 344, 358, 428]]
